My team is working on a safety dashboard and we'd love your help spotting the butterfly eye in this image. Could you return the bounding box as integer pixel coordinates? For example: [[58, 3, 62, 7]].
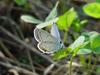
[[59, 41, 63, 45], [59, 41, 65, 48]]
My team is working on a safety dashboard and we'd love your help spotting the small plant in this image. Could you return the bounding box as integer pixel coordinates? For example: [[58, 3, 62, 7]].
[[20, 1, 100, 75]]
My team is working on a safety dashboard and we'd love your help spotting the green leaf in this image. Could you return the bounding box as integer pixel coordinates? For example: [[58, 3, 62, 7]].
[[77, 49, 92, 54], [72, 43, 86, 56], [36, 18, 58, 28], [45, 1, 58, 21], [15, 0, 27, 5], [81, 31, 100, 54], [52, 48, 71, 61], [53, 36, 87, 60], [57, 8, 77, 30], [90, 32, 100, 48], [93, 47, 100, 54], [20, 15, 43, 24], [69, 36, 85, 50], [80, 19, 88, 25], [69, 36, 86, 56], [72, 18, 88, 32], [72, 18, 80, 32], [77, 40, 92, 54], [83, 2, 100, 18], [77, 41, 92, 54], [82, 31, 99, 41]]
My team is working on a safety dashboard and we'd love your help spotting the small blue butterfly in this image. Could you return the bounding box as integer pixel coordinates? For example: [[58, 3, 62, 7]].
[[34, 23, 64, 54]]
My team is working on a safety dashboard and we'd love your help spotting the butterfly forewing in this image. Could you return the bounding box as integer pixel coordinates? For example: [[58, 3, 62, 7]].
[[34, 28, 57, 42]]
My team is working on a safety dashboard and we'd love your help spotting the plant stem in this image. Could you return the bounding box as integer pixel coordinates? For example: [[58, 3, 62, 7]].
[[87, 53, 92, 75], [63, 31, 68, 43], [0, 40, 17, 61], [69, 56, 74, 75]]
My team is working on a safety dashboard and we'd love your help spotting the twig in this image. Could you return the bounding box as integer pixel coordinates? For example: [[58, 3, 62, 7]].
[[0, 61, 38, 75], [0, 55, 49, 73], [27, 49, 36, 72], [29, 0, 50, 12], [0, 40, 18, 61], [0, 56, 32, 71], [8, 69, 19, 75], [44, 64, 55, 75], [0, 38, 24, 49], [0, 16, 24, 40], [0, 51, 5, 57], [52, 65, 66, 75]]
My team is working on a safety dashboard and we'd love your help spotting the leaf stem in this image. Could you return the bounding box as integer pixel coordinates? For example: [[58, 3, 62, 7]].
[[63, 31, 68, 43]]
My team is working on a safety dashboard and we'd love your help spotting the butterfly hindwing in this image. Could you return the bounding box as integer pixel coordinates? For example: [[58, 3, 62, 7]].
[[38, 41, 62, 53]]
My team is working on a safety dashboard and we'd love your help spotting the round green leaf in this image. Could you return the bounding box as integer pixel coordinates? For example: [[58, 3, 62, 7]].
[[57, 8, 77, 30], [83, 2, 100, 18]]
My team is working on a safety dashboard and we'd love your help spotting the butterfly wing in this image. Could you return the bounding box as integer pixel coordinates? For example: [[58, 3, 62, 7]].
[[50, 23, 61, 41], [38, 41, 62, 54], [34, 28, 57, 42], [34, 28, 63, 53]]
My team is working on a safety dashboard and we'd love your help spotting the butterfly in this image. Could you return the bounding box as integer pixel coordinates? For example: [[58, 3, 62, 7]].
[[34, 24, 64, 54]]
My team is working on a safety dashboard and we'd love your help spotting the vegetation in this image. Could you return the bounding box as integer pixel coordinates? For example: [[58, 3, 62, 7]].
[[0, 0, 100, 75]]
